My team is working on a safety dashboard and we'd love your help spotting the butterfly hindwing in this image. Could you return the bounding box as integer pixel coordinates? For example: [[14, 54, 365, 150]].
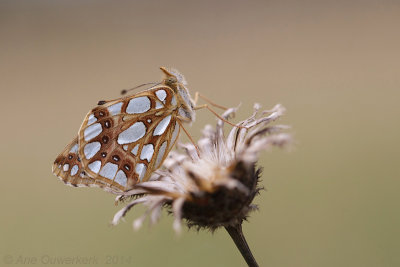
[[76, 86, 181, 191], [52, 137, 108, 189]]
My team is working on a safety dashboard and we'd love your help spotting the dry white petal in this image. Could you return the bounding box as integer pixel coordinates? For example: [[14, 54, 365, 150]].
[[112, 197, 151, 225], [172, 197, 185, 234]]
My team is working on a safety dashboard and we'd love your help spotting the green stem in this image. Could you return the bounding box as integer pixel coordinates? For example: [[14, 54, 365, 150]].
[[225, 224, 259, 267]]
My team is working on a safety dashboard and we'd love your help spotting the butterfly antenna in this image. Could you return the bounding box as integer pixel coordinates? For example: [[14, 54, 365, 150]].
[[121, 82, 160, 95]]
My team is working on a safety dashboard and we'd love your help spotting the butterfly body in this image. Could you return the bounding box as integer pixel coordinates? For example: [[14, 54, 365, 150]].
[[53, 67, 195, 193], [161, 67, 196, 123]]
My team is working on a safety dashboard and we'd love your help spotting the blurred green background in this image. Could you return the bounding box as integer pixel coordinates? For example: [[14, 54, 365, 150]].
[[1, 1, 399, 266]]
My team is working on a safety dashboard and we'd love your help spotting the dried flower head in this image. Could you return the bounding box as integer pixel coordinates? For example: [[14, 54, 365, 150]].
[[112, 103, 290, 232]]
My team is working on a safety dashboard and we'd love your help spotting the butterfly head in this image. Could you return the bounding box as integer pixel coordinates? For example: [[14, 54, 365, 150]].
[[160, 67, 187, 86], [160, 67, 195, 123]]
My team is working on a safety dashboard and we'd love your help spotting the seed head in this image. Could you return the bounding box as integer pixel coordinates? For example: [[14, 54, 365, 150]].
[[112, 103, 291, 232]]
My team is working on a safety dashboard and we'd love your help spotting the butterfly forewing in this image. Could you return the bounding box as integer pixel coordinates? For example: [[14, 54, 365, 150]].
[[77, 86, 181, 191]]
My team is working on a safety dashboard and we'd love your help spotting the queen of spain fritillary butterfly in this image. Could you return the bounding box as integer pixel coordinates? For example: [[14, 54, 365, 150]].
[[52, 67, 202, 194]]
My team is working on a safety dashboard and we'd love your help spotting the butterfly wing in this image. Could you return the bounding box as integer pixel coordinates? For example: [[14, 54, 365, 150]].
[[52, 136, 123, 192], [77, 86, 181, 191]]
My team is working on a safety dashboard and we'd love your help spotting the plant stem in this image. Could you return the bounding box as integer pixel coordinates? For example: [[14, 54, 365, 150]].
[[225, 224, 259, 267]]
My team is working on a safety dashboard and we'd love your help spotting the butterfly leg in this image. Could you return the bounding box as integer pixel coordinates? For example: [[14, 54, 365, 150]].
[[177, 119, 201, 155], [193, 92, 228, 110], [194, 104, 247, 129]]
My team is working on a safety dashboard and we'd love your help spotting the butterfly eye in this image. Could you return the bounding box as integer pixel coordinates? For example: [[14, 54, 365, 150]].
[[124, 164, 131, 171], [101, 152, 107, 158], [112, 155, 120, 162], [165, 77, 177, 86]]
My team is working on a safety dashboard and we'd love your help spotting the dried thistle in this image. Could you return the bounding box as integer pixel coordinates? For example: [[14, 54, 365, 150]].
[[112, 103, 290, 267]]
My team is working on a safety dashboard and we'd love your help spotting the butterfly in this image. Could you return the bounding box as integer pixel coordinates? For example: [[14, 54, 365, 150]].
[[52, 67, 198, 194]]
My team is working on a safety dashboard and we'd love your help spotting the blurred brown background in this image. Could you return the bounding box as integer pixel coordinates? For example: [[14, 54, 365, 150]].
[[1, 0, 399, 266]]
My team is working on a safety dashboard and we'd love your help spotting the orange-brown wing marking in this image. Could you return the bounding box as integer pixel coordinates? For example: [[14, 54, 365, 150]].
[[77, 86, 180, 190]]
